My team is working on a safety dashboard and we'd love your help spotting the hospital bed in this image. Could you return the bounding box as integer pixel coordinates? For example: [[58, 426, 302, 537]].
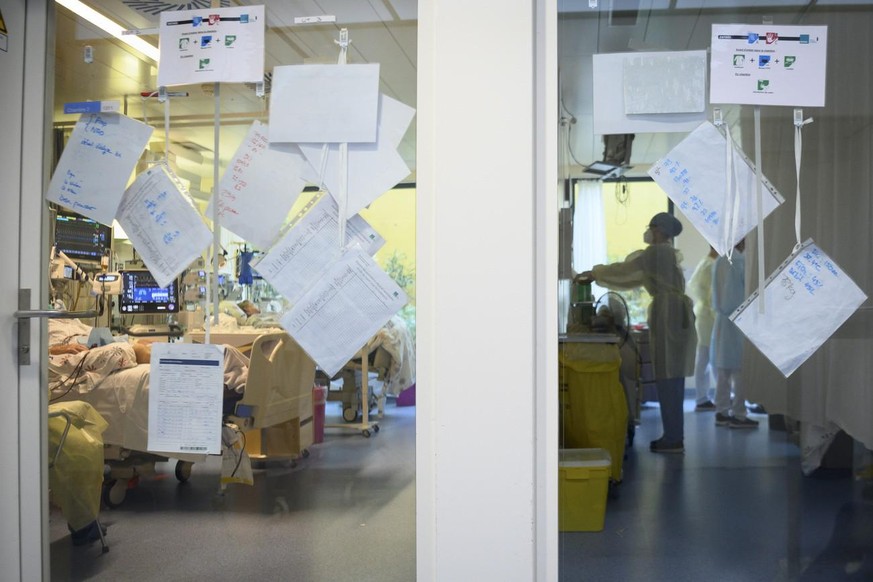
[[51, 331, 316, 506], [189, 314, 416, 431]]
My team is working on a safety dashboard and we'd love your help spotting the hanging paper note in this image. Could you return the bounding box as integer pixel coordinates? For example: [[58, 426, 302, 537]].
[[269, 64, 381, 144], [281, 248, 407, 377], [209, 120, 307, 249], [116, 165, 213, 289], [710, 24, 828, 107], [648, 121, 784, 256], [148, 343, 224, 455], [255, 192, 385, 303], [623, 51, 707, 115], [45, 112, 153, 225], [298, 94, 414, 218], [731, 240, 867, 377], [157, 5, 265, 86]]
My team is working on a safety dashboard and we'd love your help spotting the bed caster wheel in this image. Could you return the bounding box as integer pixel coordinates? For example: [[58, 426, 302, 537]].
[[301, 449, 310, 459], [363, 429, 372, 438], [102, 479, 126, 508], [343, 407, 358, 423], [175, 461, 193, 483], [373, 425, 380, 433]]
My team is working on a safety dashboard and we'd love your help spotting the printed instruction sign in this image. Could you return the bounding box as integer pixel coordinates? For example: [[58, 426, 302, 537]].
[[731, 240, 867, 377], [157, 5, 265, 86], [710, 24, 828, 107], [648, 121, 784, 256], [148, 343, 224, 455], [116, 164, 213, 289], [45, 112, 153, 226]]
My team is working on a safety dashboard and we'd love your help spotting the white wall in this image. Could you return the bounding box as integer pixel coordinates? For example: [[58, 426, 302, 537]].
[[417, 0, 558, 580]]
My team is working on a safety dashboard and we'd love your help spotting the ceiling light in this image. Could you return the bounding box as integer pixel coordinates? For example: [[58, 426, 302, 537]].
[[55, 0, 160, 62]]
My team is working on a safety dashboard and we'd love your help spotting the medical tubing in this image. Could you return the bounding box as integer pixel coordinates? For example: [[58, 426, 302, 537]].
[[49, 352, 89, 403]]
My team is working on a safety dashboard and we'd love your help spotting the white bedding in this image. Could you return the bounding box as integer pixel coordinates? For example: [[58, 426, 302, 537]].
[[53, 364, 152, 452]]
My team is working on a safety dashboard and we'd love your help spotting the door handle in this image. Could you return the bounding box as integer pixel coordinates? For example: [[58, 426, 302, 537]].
[[15, 288, 99, 366], [13, 308, 99, 319]]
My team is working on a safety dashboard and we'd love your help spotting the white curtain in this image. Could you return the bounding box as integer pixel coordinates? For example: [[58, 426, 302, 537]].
[[573, 179, 608, 301], [742, 10, 873, 454]]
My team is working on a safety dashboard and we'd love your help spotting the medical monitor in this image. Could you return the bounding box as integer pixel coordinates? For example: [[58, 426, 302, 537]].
[[119, 270, 179, 314], [53, 209, 112, 263]]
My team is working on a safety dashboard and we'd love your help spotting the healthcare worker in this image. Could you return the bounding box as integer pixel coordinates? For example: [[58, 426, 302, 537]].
[[688, 246, 718, 411], [711, 239, 758, 428], [576, 212, 696, 453]]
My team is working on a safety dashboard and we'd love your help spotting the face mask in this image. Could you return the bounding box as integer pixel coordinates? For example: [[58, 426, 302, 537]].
[[643, 229, 655, 245]]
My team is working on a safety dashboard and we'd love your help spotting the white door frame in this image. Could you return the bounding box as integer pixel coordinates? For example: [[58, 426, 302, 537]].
[[416, 0, 558, 579], [3, 0, 52, 579]]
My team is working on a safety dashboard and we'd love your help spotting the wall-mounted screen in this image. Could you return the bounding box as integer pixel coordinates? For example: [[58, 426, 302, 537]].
[[54, 209, 113, 263], [119, 270, 179, 314]]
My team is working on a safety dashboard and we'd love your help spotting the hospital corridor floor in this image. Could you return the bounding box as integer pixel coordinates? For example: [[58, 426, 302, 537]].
[[48, 395, 872, 580], [49, 402, 416, 582], [560, 398, 873, 582]]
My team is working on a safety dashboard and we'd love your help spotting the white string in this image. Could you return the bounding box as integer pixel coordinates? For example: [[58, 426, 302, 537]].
[[754, 106, 765, 314], [723, 123, 742, 263], [793, 114, 814, 253], [334, 29, 351, 248]]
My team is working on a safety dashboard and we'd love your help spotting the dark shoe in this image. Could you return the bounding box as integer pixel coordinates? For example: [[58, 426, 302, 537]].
[[729, 416, 759, 429], [695, 400, 716, 411], [748, 403, 767, 414], [715, 412, 731, 427], [649, 438, 684, 454], [70, 521, 107, 546]]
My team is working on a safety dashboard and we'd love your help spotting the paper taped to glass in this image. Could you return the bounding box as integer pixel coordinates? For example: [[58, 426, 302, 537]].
[[731, 239, 867, 377]]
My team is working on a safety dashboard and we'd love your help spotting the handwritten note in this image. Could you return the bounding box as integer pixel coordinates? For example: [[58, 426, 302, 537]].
[[210, 120, 308, 249], [255, 192, 385, 303], [732, 239, 867, 377], [116, 165, 213, 289], [148, 343, 224, 455], [281, 248, 407, 377], [46, 112, 153, 225], [648, 121, 784, 256]]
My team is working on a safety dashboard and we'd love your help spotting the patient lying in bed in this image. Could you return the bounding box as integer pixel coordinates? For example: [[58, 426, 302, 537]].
[[48, 319, 251, 452]]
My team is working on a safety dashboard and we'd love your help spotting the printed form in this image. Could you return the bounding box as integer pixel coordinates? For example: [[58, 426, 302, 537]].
[[281, 248, 407, 377], [255, 193, 385, 303], [148, 343, 225, 455]]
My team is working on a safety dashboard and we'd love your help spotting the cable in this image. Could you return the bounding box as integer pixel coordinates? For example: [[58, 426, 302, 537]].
[[49, 351, 89, 403]]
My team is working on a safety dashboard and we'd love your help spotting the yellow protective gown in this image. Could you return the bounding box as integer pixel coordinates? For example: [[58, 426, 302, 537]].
[[591, 243, 696, 380], [688, 253, 716, 348], [48, 401, 108, 531]]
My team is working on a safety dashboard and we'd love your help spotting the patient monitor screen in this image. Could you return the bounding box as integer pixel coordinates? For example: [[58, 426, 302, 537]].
[[54, 210, 112, 263], [119, 270, 179, 314]]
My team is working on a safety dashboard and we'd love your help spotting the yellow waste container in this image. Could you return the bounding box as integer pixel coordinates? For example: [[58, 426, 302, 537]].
[[559, 448, 612, 531], [559, 342, 627, 483]]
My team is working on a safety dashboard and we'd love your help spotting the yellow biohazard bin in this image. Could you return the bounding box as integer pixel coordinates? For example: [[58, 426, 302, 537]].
[[559, 343, 628, 483], [559, 448, 612, 532]]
